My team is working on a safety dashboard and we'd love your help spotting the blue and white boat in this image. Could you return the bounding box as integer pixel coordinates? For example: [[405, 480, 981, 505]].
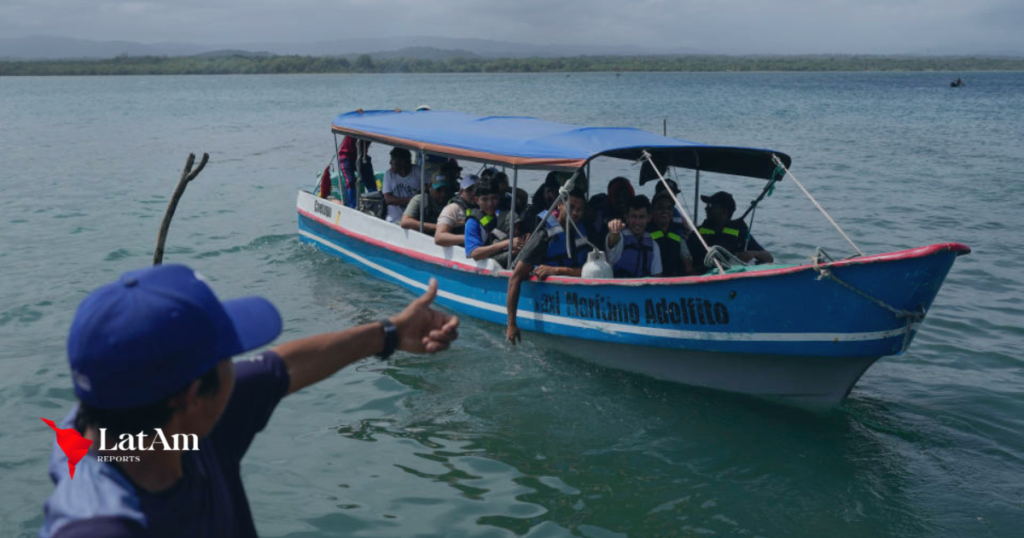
[[297, 109, 969, 405]]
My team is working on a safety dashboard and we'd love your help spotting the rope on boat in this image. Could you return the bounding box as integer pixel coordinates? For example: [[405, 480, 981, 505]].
[[811, 247, 924, 352], [704, 245, 748, 271], [640, 151, 725, 274], [771, 156, 865, 257]]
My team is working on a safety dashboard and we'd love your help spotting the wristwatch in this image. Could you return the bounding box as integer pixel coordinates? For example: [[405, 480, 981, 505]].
[[377, 318, 399, 360]]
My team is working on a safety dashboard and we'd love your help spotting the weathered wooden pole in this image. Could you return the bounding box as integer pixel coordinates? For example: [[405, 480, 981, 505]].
[[153, 153, 209, 266]]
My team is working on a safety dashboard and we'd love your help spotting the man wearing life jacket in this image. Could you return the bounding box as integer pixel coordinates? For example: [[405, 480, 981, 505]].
[[435, 175, 478, 247], [464, 176, 521, 269], [605, 195, 663, 278], [648, 192, 694, 276], [505, 189, 591, 343], [686, 191, 773, 274]]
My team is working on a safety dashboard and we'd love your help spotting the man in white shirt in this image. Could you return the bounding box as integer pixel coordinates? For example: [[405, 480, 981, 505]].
[[382, 147, 423, 223]]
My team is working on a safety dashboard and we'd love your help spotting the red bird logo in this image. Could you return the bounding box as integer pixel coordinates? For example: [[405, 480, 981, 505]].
[[41, 418, 93, 479]]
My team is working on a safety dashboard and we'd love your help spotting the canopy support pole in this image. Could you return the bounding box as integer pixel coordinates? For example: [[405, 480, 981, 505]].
[[642, 151, 723, 274], [692, 150, 701, 223], [332, 133, 342, 201], [419, 150, 426, 234], [509, 167, 518, 250], [585, 162, 591, 198], [771, 155, 864, 257]]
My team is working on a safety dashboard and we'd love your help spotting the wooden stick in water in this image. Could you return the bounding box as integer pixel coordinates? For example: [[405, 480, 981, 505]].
[[153, 153, 209, 266]]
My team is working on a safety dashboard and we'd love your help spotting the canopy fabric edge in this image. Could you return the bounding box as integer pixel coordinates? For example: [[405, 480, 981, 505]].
[[333, 125, 587, 170]]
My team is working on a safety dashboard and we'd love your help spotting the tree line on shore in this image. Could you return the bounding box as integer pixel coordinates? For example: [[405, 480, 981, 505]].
[[2, 54, 1022, 76]]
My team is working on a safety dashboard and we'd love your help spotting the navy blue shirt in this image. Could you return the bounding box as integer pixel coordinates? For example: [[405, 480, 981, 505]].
[[40, 350, 291, 538]]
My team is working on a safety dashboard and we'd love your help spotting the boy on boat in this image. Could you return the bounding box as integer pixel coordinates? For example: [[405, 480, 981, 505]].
[[382, 147, 423, 223], [506, 189, 591, 343], [464, 176, 521, 268], [648, 192, 694, 276], [434, 174, 478, 247], [686, 191, 773, 274], [39, 264, 458, 538], [400, 173, 456, 235], [605, 195, 663, 278]]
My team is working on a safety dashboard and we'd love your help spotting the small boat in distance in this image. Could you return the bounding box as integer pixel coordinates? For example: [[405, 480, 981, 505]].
[[297, 109, 969, 405], [951, 77, 965, 87]]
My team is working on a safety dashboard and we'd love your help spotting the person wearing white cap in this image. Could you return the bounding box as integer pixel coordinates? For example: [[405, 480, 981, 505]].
[[434, 174, 479, 247]]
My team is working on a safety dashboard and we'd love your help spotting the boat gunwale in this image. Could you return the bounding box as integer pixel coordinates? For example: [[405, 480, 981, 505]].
[[297, 197, 970, 287]]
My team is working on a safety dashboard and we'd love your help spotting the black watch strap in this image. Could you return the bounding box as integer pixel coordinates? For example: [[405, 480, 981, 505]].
[[377, 319, 399, 360]]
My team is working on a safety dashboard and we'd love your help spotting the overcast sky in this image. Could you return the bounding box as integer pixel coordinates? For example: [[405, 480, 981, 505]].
[[1, 0, 1022, 54]]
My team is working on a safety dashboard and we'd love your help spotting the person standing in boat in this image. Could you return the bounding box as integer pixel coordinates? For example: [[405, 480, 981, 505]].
[[400, 173, 456, 236], [506, 189, 591, 343], [648, 192, 694, 276], [382, 147, 423, 223], [605, 195, 663, 278], [337, 136, 375, 209], [686, 191, 773, 274], [435, 174, 478, 247], [39, 264, 458, 538], [464, 176, 521, 268]]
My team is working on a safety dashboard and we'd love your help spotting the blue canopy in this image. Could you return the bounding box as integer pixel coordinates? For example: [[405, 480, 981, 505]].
[[332, 109, 791, 179]]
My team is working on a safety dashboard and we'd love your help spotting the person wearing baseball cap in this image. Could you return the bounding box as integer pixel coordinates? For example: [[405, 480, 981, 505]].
[[400, 172, 456, 236], [434, 174, 479, 247], [686, 191, 774, 274], [40, 264, 458, 538]]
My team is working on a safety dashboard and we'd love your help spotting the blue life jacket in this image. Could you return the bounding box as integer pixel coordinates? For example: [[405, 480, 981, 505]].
[[540, 211, 591, 267], [614, 232, 656, 278]]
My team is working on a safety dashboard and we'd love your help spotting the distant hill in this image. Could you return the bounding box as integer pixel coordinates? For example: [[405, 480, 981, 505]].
[[0, 35, 702, 60]]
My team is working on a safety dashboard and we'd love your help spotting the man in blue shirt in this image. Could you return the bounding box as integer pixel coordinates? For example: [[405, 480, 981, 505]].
[[40, 264, 458, 537]]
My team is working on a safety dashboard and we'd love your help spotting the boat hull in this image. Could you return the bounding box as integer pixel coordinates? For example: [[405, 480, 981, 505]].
[[297, 192, 968, 404]]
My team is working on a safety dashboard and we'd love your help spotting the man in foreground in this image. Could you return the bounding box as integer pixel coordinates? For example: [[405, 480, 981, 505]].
[[41, 264, 458, 537]]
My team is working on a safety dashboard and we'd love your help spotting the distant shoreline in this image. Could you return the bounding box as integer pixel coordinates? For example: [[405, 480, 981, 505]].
[[2, 54, 1023, 76]]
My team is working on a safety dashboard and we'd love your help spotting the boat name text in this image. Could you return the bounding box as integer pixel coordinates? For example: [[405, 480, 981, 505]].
[[314, 200, 333, 219], [537, 292, 730, 326]]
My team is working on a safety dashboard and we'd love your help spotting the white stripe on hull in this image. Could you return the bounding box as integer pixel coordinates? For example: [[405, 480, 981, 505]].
[[299, 228, 915, 345]]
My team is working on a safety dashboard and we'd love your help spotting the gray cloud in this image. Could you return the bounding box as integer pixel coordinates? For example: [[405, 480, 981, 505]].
[[1, 0, 1021, 54]]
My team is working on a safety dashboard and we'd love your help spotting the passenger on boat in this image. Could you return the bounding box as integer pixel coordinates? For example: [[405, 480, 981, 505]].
[[434, 174, 478, 247], [464, 177, 522, 268], [514, 188, 529, 216], [337, 136, 375, 208], [400, 173, 455, 236], [522, 173, 561, 231], [654, 178, 686, 225], [505, 189, 591, 343], [648, 192, 694, 276], [382, 147, 423, 223], [606, 195, 663, 278], [686, 191, 773, 274], [587, 176, 635, 244]]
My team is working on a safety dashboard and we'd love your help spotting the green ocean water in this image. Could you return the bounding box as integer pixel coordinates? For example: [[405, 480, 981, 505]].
[[1, 72, 1022, 537]]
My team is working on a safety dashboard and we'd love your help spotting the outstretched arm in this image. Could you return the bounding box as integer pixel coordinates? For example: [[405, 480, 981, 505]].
[[506, 260, 533, 344], [276, 279, 459, 395]]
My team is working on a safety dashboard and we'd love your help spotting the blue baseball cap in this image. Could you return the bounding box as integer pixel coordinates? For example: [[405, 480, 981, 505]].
[[67, 264, 282, 409]]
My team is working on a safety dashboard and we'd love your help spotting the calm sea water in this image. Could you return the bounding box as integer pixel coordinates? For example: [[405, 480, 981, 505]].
[[1, 72, 1022, 537]]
